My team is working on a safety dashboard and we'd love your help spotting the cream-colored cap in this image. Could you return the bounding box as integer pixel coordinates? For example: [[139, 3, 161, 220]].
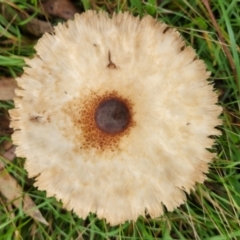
[[10, 11, 221, 225]]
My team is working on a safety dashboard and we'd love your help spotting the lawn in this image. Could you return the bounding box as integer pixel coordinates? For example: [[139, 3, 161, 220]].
[[0, 0, 240, 239]]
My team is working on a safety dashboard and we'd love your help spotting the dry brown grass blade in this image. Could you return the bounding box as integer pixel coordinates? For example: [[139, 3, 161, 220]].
[[0, 112, 13, 136], [201, 0, 237, 85], [1, 3, 53, 37], [0, 162, 49, 225], [20, 14, 54, 37], [2, 145, 16, 161], [0, 78, 17, 100], [41, 0, 79, 20], [0, 198, 22, 240]]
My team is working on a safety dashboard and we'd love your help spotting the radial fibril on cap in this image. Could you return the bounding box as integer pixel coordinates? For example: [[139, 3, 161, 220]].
[[10, 10, 222, 225]]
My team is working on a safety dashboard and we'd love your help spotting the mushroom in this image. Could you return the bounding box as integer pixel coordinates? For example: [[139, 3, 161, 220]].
[[10, 11, 222, 225]]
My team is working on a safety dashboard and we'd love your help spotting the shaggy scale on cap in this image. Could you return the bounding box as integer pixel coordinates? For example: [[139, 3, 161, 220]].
[[10, 11, 221, 225]]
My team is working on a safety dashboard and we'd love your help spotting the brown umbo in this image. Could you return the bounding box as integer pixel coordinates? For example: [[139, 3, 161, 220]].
[[94, 98, 130, 134]]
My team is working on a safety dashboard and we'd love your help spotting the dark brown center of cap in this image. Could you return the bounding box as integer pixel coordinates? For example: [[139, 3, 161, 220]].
[[94, 98, 130, 134]]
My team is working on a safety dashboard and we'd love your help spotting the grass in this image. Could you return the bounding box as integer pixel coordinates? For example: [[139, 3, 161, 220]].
[[0, 0, 240, 239]]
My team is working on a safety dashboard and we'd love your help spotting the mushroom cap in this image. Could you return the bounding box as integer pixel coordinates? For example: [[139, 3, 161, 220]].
[[10, 11, 221, 225]]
